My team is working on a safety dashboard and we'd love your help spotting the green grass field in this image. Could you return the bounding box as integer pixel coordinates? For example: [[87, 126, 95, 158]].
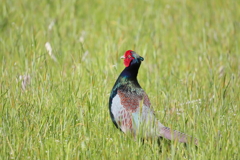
[[1, 0, 240, 159]]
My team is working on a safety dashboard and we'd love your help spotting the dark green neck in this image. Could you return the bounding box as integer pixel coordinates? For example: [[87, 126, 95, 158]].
[[120, 60, 141, 80]]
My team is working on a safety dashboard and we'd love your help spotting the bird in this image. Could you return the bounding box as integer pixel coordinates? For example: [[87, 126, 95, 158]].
[[109, 50, 198, 145]]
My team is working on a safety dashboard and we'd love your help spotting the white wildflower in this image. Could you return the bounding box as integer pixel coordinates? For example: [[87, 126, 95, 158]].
[[48, 20, 55, 31], [45, 42, 57, 62], [19, 74, 31, 91], [79, 31, 86, 43]]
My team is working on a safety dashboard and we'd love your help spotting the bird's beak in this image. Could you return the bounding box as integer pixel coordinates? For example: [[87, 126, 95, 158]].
[[120, 55, 125, 59]]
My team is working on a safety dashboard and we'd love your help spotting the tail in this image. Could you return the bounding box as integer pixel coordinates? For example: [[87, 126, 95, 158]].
[[160, 126, 198, 145]]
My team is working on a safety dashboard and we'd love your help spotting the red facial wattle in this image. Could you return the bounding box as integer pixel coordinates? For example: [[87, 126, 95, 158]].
[[123, 50, 134, 67], [124, 57, 134, 67]]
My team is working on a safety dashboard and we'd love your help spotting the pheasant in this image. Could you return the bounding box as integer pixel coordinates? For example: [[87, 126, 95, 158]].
[[109, 50, 198, 145]]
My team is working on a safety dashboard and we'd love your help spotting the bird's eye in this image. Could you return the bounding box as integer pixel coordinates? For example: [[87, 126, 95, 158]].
[[128, 55, 131, 58]]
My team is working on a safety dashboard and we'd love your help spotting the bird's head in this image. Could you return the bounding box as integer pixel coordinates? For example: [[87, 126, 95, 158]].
[[121, 50, 144, 67]]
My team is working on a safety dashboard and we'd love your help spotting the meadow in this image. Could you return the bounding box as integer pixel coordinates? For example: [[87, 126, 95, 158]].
[[1, 0, 239, 159]]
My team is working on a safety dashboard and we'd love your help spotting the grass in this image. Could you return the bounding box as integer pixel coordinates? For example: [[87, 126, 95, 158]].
[[1, 0, 240, 159]]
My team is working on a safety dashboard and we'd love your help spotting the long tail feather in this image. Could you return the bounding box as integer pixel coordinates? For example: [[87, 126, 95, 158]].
[[160, 127, 198, 145]]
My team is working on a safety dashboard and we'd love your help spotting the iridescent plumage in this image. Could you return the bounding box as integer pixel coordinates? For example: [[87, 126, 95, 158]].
[[109, 50, 197, 145]]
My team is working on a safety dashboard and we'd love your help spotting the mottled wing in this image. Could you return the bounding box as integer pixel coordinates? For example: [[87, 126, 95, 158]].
[[110, 89, 141, 134], [111, 89, 165, 138]]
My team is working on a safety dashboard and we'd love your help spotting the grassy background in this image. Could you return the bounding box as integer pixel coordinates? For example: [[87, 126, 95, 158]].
[[1, 0, 239, 159]]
